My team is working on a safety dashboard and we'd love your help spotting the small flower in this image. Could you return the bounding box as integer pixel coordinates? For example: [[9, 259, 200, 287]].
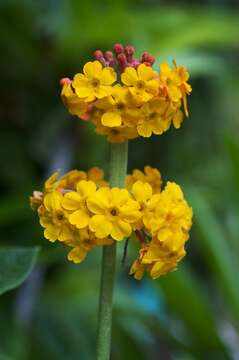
[[67, 228, 113, 263], [87, 187, 141, 240], [72, 61, 117, 102], [39, 191, 75, 242], [126, 166, 162, 193], [62, 180, 97, 229], [95, 122, 138, 143], [121, 64, 158, 102], [95, 86, 133, 127], [61, 79, 88, 118], [136, 99, 172, 137]]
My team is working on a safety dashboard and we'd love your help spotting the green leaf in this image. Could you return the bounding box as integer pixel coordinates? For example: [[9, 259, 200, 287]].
[[0, 247, 39, 295]]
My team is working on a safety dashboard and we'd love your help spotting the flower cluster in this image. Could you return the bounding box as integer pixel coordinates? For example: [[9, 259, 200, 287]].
[[31, 166, 192, 279], [60, 43, 192, 143]]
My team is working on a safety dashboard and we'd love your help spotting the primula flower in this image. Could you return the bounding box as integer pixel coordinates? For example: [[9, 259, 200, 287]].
[[95, 122, 138, 143], [87, 187, 141, 240], [126, 166, 162, 193], [72, 61, 117, 102], [95, 86, 133, 127], [39, 191, 74, 242], [130, 240, 186, 280], [136, 99, 172, 137], [61, 79, 88, 118], [121, 64, 158, 102], [62, 180, 97, 229], [67, 228, 113, 264]]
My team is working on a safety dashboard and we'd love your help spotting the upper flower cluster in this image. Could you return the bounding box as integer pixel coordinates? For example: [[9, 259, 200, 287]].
[[31, 166, 192, 279], [60, 43, 192, 143]]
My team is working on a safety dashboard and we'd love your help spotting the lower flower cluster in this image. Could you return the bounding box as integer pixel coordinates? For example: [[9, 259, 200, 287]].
[[30, 166, 192, 279]]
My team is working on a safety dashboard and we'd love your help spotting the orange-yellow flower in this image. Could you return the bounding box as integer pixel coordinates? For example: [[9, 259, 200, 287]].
[[121, 64, 158, 102], [72, 61, 117, 102], [87, 187, 141, 240], [62, 180, 96, 229]]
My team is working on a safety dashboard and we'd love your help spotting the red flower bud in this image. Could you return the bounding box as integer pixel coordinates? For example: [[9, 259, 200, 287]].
[[104, 51, 114, 61], [141, 52, 155, 65], [113, 43, 124, 55], [94, 50, 104, 60], [117, 53, 128, 69]]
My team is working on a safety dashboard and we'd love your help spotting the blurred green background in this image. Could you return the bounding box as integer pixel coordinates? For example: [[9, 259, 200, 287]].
[[1, 0, 239, 359]]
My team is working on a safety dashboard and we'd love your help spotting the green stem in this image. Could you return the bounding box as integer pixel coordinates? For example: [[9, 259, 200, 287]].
[[96, 141, 128, 360]]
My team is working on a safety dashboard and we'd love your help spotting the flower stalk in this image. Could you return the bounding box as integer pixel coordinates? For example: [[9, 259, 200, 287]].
[[96, 141, 128, 360]]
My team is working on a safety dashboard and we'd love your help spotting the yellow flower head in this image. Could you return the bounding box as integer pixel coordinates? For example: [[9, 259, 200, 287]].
[[87, 187, 141, 240], [72, 61, 117, 102], [60, 45, 192, 142], [121, 64, 158, 102]]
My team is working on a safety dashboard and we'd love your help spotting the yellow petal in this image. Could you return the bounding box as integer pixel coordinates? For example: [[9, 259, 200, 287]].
[[44, 192, 62, 212], [173, 110, 183, 129], [89, 215, 112, 238], [101, 67, 117, 85], [62, 192, 83, 211], [69, 209, 90, 229], [83, 61, 102, 79], [76, 180, 96, 197], [132, 180, 152, 202], [101, 111, 122, 127], [87, 188, 111, 214], [67, 246, 87, 263], [137, 64, 155, 81], [58, 225, 73, 242], [110, 219, 131, 240], [44, 224, 60, 242], [121, 67, 138, 86], [137, 122, 152, 137]]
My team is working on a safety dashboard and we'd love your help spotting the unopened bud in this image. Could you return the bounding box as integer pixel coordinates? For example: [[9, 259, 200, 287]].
[[94, 50, 104, 60], [117, 53, 128, 69], [113, 43, 124, 55], [104, 51, 114, 61], [141, 52, 155, 65]]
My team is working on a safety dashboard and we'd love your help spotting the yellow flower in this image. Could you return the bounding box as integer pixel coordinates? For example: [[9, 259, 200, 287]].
[[136, 99, 172, 137], [174, 63, 192, 117], [159, 63, 182, 102], [130, 240, 186, 280], [95, 122, 138, 143], [62, 180, 97, 229], [87, 167, 108, 187], [95, 86, 133, 127], [72, 61, 117, 102], [87, 187, 141, 240], [126, 166, 162, 193], [67, 228, 113, 263], [121, 64, 158, 102], [61, 81, 87, 118], [144, 182, 193, 250], [39, 191, 74, 242], [131, 181, 159, 229]]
